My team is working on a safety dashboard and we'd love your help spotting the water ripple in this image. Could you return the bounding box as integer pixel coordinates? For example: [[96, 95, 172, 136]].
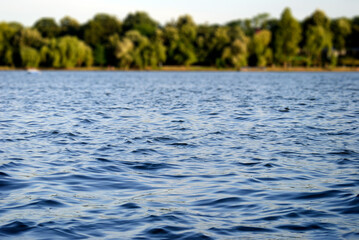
[[0, 71, 358, 239]]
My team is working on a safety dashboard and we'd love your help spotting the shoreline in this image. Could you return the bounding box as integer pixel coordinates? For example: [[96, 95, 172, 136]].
[[1, 66, 358, 72]]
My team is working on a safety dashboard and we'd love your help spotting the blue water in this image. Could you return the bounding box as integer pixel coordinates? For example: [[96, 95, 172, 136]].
[[0, 71, 358, 239]]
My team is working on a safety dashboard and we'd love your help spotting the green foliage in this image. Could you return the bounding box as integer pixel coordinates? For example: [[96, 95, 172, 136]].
[[33, 18, 60, 38], [274, 8, 302, 66], [227, 13, 270, 37], [57, 36, 93, 68], [40, 39, 61, 67], [20, 46, 40, 67], [1, 9, 359, 69], [93, 44, 107, 66], [60, 16, 80, 37], [19, 28, 44, 49], [249, 30, 272, 67], [305, 10, 331, 30], [123, 12, 158, 38], [222, 38, 248, 69], [83, 14, 122, 47], [177, 15, 197, 41], [0, 22, 21, 66], [252, 13, 270, 30], [303, 10, 333, 66], [304, 26, 332, 66], [162, 15, 197, 66], [39, 36, 92, 68], [143, 30, 166, 68], [331, 18, 351, 52], [109, 30, 165, 69], [347, 17, 359, 53], [110, 34, 134, 69]]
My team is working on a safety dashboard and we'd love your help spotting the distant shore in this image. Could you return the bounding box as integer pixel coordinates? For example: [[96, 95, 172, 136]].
[[1, 66, 358, 72]]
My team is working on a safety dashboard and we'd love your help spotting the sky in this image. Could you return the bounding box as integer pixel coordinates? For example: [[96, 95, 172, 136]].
[[1, 0, 358, 26]]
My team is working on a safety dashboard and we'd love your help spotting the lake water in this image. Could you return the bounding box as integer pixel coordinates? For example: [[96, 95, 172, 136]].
[[0, 71, 358, 239]]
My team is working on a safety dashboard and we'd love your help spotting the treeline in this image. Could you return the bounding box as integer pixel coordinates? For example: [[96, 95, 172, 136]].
[[0, 8, 359, 69]]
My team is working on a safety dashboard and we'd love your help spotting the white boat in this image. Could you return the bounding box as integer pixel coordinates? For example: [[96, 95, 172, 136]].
[[27, 68, 41, 74]]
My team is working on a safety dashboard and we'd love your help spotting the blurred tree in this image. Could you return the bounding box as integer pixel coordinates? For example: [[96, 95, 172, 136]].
[[195, 24, 248, 68], [83, 13, 121, 47], [304, 26, 332, 66], [110, 29, 166, 69], [274, 8, 301, 67], [163, 15, 197, 66], [222, 38, 248, 69], [143, 29, 166, 68], [33, 18, 60, 38], [348, 17, 359, 48], [211, 26, 231, 67], [303, 10, 333, 66], [249, 30, 272, 66], [109, 34, 134, 69], [93, 44, 107, 66], [344, 17, 359, 64], [40, 38, 61, 67], [60, 16, 81, 37], [303, 10, 331, 30], [163, 25, 179, 65], [124, 30, 149, 68], [227, 13, 269, 37], [196, 24, 217, 65], [252, 13, 270, 30], [2, 8, 359, 69], [48, 36, 93, 68], [177, 15, 197, 41], [0, 22, 22, 66], [19, 28, 44, 49], [20, 46, 41, 67], [123, 11, 158, 38], [331, 18, 351, 53], [227, 19, 254, 36], [8, 22, 23, 32]]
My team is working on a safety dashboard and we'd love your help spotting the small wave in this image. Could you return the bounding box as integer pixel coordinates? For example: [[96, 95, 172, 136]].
[[142, 227, 212, 240], [123, 161, 173, 171], [329, 149, 358, 156], [276, 223, 325, 231], [0, 179, 29, 191], [210, 225, 274, 234], [170, 142, 194, 147], [0, 171, 10, 176], [192, 197, 243, 207], [6, 157, 24, 161], [119, 115, 139, 119], [294, 190, 345, 200], [96, 157, 112, 162], [234, 116, 249, 120], [97, 146, 113, 152], [266, 190, 345, 201], [256, 177, 292, 182], [171, 120, 185, 123], [80, 119, 94, 124], [0, 221, 33, 235], [237, 162, 260, 166], [153, 136, 177, 142], [120, 202, 141, 209], [12, 199, 66, 209], [331, 194, 359, 214], [131, 148, 158, 155], [0, 161, 21, 169], [145, 227, 170, 236]]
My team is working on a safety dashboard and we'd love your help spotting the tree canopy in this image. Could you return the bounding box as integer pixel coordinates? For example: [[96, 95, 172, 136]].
[[1, 8, 359, 69]]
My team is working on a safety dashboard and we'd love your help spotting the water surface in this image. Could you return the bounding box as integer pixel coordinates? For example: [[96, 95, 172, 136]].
[[0, 71, 358, 239]]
